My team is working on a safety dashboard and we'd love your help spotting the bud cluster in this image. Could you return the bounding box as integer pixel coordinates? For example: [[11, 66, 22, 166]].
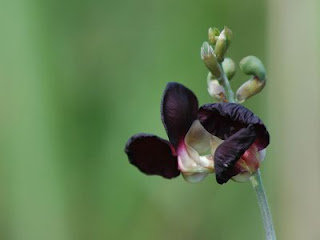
[[201, 26, 267, 103]]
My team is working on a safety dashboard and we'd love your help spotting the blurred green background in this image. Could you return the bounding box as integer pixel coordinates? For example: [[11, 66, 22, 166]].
[[1, 0, 319, 239]]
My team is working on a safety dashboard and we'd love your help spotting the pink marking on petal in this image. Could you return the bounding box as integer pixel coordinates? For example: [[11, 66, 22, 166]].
[[233, 143, 260, 175], [241, 144, 260, 172], [176, 140, 187, 156]]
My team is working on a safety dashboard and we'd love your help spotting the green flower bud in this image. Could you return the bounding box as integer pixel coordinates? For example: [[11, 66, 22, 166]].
[[201, 42, 221, 78], [214, 26, 232, 62], [223, 26, 232, 46], [239, 56, 266, 80], [222, 58, 236, 80], [236, 77, 266, 103], [208, 27, 220, 44], [237, 56, 267, 102], [207, 73, 226, 101]]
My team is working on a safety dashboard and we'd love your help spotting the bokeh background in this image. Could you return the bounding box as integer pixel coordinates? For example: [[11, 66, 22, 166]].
[[1, 0, 320, 239]]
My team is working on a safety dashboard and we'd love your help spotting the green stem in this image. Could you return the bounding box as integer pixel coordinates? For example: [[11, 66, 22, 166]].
[[250, 170, 277, 240], [218, 64, 235, 103], [220, 69, 276, 239]]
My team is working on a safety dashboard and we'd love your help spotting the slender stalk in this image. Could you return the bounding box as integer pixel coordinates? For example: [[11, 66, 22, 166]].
[[218, 64, 235, 103], [221, 70, 276, 239], [250, 170, 276, 240]]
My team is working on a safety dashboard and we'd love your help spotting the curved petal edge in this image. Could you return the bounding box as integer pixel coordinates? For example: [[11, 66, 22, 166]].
[[125, 133, 180, 179], [198, 102, 269, 150], [161, 82, 199, 148], [214, 125, 257, 184]]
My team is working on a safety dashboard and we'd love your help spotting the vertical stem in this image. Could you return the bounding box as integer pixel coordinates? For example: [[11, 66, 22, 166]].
[[250, 170, 276, 240], [219, 63, 276, 239], [218, 64, 235, 103]]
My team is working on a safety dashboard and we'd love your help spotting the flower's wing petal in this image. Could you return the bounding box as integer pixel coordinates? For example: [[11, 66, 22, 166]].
[[198, 102, 269, 150], [214, 125, 256, 184], [125, 133, 180, 179], [184, 120, 223, 156], [161, 82, 198, 148]]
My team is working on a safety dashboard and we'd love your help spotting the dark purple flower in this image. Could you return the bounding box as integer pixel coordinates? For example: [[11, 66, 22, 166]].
[[125, 82, 269, 184]]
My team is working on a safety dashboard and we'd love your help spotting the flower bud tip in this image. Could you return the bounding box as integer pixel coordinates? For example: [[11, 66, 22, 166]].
[[201, 42, 221, 78], [214, 26, 232, 62], [240, 56, 266, 81], [208, 27, 220, 44], [222, 58, 236, 80]]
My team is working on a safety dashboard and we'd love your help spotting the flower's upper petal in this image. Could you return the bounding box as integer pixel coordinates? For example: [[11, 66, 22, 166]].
[[161, 82, 199, 148], [214, 125, 256, 184], [198, 102, 269, 150], [125, 134, 180, 179]]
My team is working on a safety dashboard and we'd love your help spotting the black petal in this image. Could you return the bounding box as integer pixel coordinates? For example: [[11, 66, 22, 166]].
[[198, 103, 269, 150], [161, 82, 198, 148], [125, 134, 180, 179], [214, 125, 256, 184]]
